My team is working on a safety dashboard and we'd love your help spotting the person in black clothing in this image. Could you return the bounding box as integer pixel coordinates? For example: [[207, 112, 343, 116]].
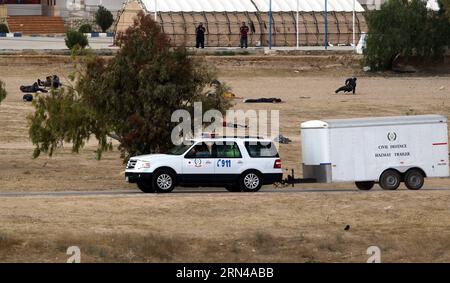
[[195, 23, 206, 49], [240, 22, 250, 48], [335, 77, 357, 94]]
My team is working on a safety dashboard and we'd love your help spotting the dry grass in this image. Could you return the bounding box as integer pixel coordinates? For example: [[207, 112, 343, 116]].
[[0, 190, 450, 262], [0, 56, 450, 262], [0, 57, 449, 191]]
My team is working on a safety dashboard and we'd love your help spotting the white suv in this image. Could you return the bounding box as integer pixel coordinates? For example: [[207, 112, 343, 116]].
[[125, 137, 283, 193]]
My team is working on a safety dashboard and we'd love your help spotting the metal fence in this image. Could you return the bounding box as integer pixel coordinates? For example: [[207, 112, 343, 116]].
[[116, 8, 367, 47]]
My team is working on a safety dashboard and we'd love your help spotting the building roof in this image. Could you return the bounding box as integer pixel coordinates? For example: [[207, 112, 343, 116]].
[[141, 0, 365, 12]]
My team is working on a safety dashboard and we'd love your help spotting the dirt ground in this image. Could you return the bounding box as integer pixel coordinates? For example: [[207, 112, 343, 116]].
[[0, 55, 449, 262]]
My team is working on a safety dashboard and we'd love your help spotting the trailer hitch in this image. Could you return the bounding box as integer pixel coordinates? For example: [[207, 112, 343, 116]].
[[275, 169, 317, 188]]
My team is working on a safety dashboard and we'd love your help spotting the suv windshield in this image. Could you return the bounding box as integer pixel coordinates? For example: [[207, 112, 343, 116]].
[[166, 141, 194, 155]]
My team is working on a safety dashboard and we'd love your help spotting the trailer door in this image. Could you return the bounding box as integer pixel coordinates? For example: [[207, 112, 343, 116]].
[[431, 124, 449, 177]]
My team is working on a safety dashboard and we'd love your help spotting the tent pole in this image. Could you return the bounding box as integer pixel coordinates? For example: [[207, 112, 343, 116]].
[[154, 0, 157, 21], [352, 0, 356, 50], [269, 0, 272, 49], [296, 0, 299, 49], [324, 0, 328, 50]]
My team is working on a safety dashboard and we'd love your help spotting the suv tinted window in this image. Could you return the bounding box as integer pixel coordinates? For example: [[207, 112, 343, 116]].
[[185, 142, 213, 158], [244, 141, 279, 158], [213, 142, 242, 158]]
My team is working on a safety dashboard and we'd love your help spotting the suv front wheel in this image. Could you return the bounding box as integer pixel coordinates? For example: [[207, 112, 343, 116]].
[[137, 181, 155, 193], [152, 169, 176, 193], [240, 171, 262, 192]]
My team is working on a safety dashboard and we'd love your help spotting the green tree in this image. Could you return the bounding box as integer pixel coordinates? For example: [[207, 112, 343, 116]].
[[28, 12, 232, 161], [439, 0, 450, 18], [0, 23, 9, 33], [65, 30, 89, 50], [95, 6, 114, 32], [364, 0, 450, 71], [0, 80, 6, 104], [78, 23, 93, 33]]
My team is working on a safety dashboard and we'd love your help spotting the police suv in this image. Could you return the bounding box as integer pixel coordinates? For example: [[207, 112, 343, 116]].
[[125, 136, 283, 193]]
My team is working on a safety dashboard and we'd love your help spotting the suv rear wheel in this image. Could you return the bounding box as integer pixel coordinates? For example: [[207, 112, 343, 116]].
[[225, 185, 242, 192], [240, 171, 262, 192], [355, 181, 375, 190], [152, 169, 176, 193]]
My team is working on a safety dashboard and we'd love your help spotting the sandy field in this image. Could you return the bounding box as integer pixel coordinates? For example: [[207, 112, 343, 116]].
[[0, 55, 449, 262]]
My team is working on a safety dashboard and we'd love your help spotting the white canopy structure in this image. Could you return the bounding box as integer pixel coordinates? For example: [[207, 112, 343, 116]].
[[115, 0, 368, 47], [252, 0, 364, 12], [141, 0, 365, 12], [426, 0, 440, 11], [142, 0, 259, 12]]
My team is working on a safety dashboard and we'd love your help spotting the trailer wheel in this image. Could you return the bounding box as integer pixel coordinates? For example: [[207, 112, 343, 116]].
[[404, 169, 425, 190], [355, 181, 375, 190], [379, 170, 401, 190]]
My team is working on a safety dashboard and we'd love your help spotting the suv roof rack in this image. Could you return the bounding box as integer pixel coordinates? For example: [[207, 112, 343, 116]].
[[220, 135, 264, 139], [200, 133, 266, 139]]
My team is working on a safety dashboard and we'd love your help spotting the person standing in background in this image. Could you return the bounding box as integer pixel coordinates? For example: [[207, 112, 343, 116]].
[[240, 22, 249, 48], [196, 23, 206, 49]]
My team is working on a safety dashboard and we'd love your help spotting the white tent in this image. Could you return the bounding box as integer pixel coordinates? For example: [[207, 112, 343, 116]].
[[116, 0, 368, 47], [252, 0, 364, 12], [142, 0, 258, 12], [141, 0, 365, 12], [426, 0, 440, 11]]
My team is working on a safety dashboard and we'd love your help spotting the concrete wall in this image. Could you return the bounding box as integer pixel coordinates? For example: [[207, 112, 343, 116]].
[[84, 0, 123, 13], [6, 4, 42, 15]]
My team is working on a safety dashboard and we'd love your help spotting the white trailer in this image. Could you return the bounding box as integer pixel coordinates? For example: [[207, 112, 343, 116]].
[[298, 115, 449, 190]]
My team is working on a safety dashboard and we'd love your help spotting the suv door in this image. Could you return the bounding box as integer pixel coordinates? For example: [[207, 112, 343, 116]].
[[213, 141, 244, 183], [182, 142, 215, 184]]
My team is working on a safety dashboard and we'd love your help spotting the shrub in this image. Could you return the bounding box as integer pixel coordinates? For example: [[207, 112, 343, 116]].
[[28, 13, 232, 161], [78, 24, 93, 34], [364, 0, 450, 71], [95, 6, 114, 33], [0, 23, 9, 33], [65, 30, 89, 50], [0, 80, 7, 104]]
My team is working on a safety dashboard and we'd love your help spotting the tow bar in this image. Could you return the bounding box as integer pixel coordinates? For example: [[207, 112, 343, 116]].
[[276, 169, 317, 188]]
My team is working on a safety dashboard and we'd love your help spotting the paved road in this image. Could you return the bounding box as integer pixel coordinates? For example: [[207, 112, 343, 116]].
[[0, 36, 116, 50], [0, 36, 357, 52], [0, 187, 449, 198]]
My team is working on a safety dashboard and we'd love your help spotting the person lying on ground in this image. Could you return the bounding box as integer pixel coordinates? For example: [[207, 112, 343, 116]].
[[20, 82, 48, 93], [244, 98, 282, 103]]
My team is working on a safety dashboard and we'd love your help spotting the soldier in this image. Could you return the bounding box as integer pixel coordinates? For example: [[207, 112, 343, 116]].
[[335, 77, 357, 94], [195, 23, 206, 49]]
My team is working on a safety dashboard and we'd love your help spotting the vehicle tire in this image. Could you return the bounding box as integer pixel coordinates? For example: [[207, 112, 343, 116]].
[[137, 181, 154, 193], [152, 169, 176, 193], [404, 169, 425, 190], [239, 171, 262, 192], [355, 181, 375, 190], [225, 185, 242, 192], [379, 170, 401, 190]]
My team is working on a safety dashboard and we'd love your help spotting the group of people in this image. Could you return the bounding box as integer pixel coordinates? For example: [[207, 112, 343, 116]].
[[196, 22, 359, 95], [196, 22, 250, 49], [20, 75, 62, 102]]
